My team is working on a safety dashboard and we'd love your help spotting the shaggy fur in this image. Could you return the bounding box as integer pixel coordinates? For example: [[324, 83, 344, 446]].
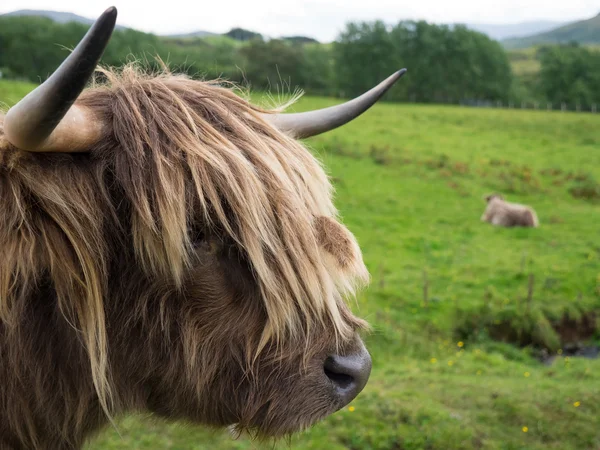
[[0, 65, 370, 449], [481, 193, 539, 228]]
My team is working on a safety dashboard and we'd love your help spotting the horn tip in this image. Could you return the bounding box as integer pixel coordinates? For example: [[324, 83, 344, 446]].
[[102, 6, 118, 22], [384, 69, 407, 86], [97, 6, 118, 36]]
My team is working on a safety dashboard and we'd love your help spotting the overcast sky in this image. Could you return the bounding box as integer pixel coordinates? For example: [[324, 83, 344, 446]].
[[1, 0, 598, 42]]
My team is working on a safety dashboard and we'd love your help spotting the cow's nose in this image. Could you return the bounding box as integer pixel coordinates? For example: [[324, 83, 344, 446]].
[[324, 342, 372, 406]]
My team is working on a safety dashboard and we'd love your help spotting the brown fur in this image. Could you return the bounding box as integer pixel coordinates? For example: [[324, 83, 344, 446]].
[[0, 65, 370, 449], [481, 193, 539, 228]]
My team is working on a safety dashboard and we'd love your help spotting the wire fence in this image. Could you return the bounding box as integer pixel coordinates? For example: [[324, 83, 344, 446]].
[[405, 95, 599, 113], [459, 99, 597, 113], [3, 68, 598, 114]]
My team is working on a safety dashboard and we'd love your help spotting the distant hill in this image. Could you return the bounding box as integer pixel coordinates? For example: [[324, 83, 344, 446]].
[[1, 9, 243, 41], [1, 9, 127, 29], [503, 12, 600, 49], [162, 30, 218, 39], [10, 8, 594, 49], [461, 20, 566, 41]]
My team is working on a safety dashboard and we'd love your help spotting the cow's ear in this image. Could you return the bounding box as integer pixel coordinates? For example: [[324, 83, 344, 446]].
[[314, 216, 355, 270]]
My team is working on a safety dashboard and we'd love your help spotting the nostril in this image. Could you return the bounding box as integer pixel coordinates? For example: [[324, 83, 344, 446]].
[[324, 357, 355, 390]]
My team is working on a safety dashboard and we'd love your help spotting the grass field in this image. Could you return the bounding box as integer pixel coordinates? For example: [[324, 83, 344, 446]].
[[0, 79, 38, 108], [2, 78, 600, 449]]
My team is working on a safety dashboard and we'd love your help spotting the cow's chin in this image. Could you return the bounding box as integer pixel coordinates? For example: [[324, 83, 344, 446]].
[[220, 340, 370, 439], [227, 377, 345, 439], [247, 385, 344, 438]]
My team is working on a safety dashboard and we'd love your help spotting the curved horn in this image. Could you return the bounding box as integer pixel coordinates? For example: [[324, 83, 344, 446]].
[[262, 69, 407, 139], [4, 7, 117, 152]]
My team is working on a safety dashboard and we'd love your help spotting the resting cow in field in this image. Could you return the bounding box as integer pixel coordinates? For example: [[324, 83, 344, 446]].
[[481, 193, 539, 228], [0, 7, 407, 450]]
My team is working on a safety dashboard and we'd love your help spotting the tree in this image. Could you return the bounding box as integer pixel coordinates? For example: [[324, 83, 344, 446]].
[[538, 44, 600, 107], [333, 20, 513, 103], [333, 21, 396, 98], [225, 28, 262, 42], [239, 38, 307, 91]]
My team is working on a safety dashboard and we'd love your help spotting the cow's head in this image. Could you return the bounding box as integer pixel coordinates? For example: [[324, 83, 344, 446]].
[[485, 193, 504, 203], [1, 7, 406, 439]]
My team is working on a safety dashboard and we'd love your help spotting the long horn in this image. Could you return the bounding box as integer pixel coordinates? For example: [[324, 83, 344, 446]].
[[4, 7, 117, 152], [262, 69, 407, 139]]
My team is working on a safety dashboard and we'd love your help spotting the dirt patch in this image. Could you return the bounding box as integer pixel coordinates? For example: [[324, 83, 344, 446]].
[[569, 183, 600, 202], [455, 303, 599, 355], [539, 167, 563, 177], [487, 311, 597, 352], [369, 145, 394, 165], [554, 312, 597, 343], [564, 171, 600, 202]]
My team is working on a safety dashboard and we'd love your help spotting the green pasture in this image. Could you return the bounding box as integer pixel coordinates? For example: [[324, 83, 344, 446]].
[[2, 78, 600, 449]]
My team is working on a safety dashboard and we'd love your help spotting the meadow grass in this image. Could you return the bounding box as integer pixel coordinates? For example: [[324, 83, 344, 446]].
[[0, 79, 37, 108], [2, 80, 600, 449]]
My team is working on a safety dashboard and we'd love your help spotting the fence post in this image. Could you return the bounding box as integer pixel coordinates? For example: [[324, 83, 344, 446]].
[[423, 269, 429, 308], [593, 104, 597, 114], [547, 102, 552, 111], [561, 102, 566, 112], [509, 101, 513, 109], [521, 101, 526, 109], [534, 102, 538, 110], [526, 274, 534, 313], [576, 103, 581, 112], [497, 100, 502, 108]]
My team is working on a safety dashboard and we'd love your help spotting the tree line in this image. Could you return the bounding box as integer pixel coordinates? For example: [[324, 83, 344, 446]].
[[537, 44, 600, 108], [1, 15, 598, 106]]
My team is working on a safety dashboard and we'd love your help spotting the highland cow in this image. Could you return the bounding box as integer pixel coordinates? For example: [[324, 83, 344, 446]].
[[0, 7, 407, 449], [481, 193, 539, 228]]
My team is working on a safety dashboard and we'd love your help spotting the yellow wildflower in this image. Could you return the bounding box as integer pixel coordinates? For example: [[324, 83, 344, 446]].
[[457, 341, 464, 348], [524, 372, 530, 377], [522, 426, 528, 433], [430, 358, 437, 364], [348, 406, 355, 412], [574, 401, 581, 408]]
